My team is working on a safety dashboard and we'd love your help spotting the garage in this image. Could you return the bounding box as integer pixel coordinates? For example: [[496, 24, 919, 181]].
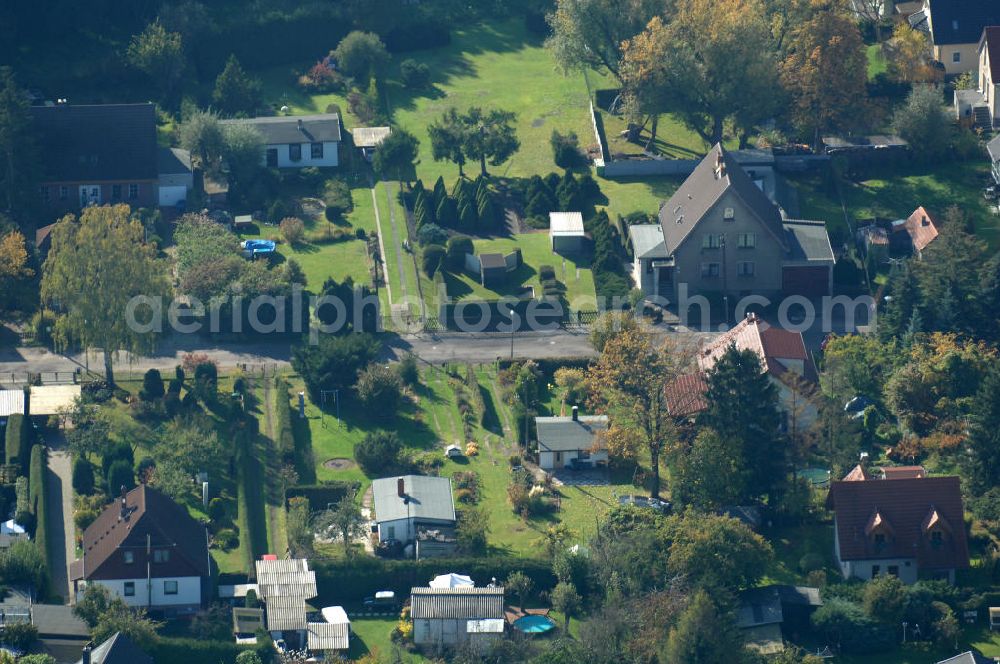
[[157, 146, 193, 208], [158, 185, 187, 207], [782, 265, 831, 296]]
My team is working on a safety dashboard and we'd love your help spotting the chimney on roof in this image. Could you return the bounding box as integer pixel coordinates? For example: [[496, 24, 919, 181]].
[[297, 118, 304, 131], [921, 215, 929, 226], [714, 151, 725, 179], [120, 485, 128, 518], [572, 406, 578, 422], [82, 644, 92, 664], [397, 478, 405, 498]]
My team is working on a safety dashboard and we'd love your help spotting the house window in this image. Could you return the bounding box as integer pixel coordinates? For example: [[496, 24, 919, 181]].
[[40, 186, 50, 203], [723, 207, 735, 220], [59, 186, 68, 200], [289, 144, 302, 162], [702, 234, 721, 249], [700, 263, 720, 278], [123, 551, 134, 564], [124, 582, 135, 597], [164, 580, 178, 595], [888, 565, 899, 577], [930, 530, 944, 548], [953, 51, 961, 63], [112, 184, 122, 201], [153, 549, 170, 563], [737, 261, 755, 277], [128, 184, 139, 200], [737, 233, 756, 248], [871, 565, 880, 579], [311, 143, 323, 159], [874, 533, 886, 551]]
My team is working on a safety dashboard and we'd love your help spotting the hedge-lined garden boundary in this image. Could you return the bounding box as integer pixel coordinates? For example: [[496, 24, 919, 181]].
[[28, 444, 49, 572], [5, 412, 33, 474]]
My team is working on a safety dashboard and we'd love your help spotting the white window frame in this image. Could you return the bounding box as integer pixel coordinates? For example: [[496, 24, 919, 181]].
[[164, 580, 178, 595], [700, 262, 720, 278], [737, 233, 756, 248], [737, 261, 755, 276], [310, 143, 323, 159], [123, 551, 134, 564], [128, 184, 139, 200], [702, 234, 721, 249], [289, 143, 302, 162], [723, 207, 735, 220], [124, 581, 135, 597]]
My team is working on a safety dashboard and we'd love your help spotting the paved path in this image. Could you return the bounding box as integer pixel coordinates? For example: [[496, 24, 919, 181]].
[[45, 447, 74, 603], [369, 182, 394, 305]]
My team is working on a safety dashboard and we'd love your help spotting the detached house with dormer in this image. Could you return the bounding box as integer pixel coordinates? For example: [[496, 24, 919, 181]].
[[70, 485, 210, 614], [629, 144, 834, 303], [826, 470, 969, 584], [221, 114, 341, 169]]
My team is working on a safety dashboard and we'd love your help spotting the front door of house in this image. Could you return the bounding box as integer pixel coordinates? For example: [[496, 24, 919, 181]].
[[266, 148, 278, 167], [79, 185, 100, 207]]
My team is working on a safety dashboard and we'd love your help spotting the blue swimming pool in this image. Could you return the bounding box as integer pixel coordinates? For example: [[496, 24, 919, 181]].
[[513, 615, 556, 634]]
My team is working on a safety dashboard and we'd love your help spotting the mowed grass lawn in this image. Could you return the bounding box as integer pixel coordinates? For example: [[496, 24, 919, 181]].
[[442, 232, 596, 304], [789, 161, 1000, 250]]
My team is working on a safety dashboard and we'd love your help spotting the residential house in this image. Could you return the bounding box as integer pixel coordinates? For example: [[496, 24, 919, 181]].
[[30, 103, 181, 214], [371, 476, 457, 551], [255, 557, 317, 648], [70, 484, 210, 613], [989, 134, 1000, 185], [975, 27, 1000, 129], [221, 114, 341, 169], [737, 585, 823, 655], [76, 632, 153, 664], [645, 144, 833, 303], [909, 0, 1000, 75], [936, 652, 993, 664], [410, 586, 505, 648], [535, 407, 609, 470], [629, 223, 670, 300], [157, 146, 194, 207], [664, 313, 818, 428], [826, 473, 969, 584], [549, 212, 586, 253]]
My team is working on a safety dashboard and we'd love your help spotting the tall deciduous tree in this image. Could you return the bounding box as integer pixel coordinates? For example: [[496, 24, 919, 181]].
[[461, 107, 519, 177], [0, 228, 33, 310], [179, 109, 225, 171], [546, 0, 662, 83], [428, 108, 469, 176], [332, 31, 390, 81], [586, 330, 688, 498], [888, 24, 939, 84], [222, 122, 265, 201], [213, 55, 261, 117], [697, 346, 784, 502], [41, 205, 170, 384], [892, 85, 952, 163], [315, 496, 366, 557], [780, 3, 868, 149], [0, 67, 38, 222], [665, 591, 747, 664], [126, 20, 184, 101], [372, 129, 419, 180]]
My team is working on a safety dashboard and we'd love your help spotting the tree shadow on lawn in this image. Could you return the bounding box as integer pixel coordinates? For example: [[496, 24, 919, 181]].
[[288, 241, 322, 255], [319, 392, 439, 451], [479, 383, 503, 435]]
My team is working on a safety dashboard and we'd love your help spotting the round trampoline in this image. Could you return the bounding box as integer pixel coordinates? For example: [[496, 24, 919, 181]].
[[796, 468, 831, 488], [513, 615, 557, 635]]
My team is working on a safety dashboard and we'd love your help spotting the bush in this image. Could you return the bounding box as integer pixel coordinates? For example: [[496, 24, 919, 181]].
[[355, 364, 404, 415], [551, 130, 584, 168], [139, 369, 165, 402], [417, 223, 448, 247], [72, 457, 95, 495], [538, 265, 556, 282], [333, 31, 389, 80], [285, 481, 359, 511], [193, 361, 219, 403], [355, 431, 402, 476], [28, 445, 48, 571], [267, 199, 291, 224], [799, 552, 826, 574], [213, 528, 238, 551], [323, 179, 354, 219], [273, 376, 295, 462], [280, 217, 306, 244], [0, 620, 38, 651], [446, 235, 474, 271], [422, 245, 447, 277], [298, 59, 345, 93], [106, 460, 135, 497], [396, 353, 420, 386], [400, 59, 431, 89], [0, 540, 47, 597]]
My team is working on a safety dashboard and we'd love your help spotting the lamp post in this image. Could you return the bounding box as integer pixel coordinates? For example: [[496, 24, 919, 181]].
[[902, 621, 908, 644]]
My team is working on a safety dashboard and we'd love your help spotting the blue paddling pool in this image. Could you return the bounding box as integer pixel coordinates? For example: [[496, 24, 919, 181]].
[[241, 239, 276, 258], [513, 615, 556, 634]]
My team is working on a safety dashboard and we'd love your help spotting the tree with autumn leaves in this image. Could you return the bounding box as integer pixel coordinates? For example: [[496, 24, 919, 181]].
[[586, 329, 691, 498], [0, 224, 34, 311]]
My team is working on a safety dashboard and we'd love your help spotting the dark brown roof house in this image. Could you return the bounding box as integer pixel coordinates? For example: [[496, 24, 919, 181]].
[[70, 484, 210, 612], [826, 470, 969, 585]]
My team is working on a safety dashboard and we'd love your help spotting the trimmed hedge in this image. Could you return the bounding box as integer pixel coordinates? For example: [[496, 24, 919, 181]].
[[314, 556, 557, 605], [272, 377, 295, 462], [286, 481, 359, 512], [235, 421, 269, 573], [497, 357, 592, 382], [5, 413, 33, 474], [148, 637, 246, 664], [28, 445, 49, 572]]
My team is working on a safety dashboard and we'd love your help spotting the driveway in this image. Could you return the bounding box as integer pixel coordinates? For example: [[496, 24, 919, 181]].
[[45, 446, 74, 603]]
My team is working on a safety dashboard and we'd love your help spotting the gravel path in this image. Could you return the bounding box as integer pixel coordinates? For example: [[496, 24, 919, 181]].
[[46, 447, 74, 603]]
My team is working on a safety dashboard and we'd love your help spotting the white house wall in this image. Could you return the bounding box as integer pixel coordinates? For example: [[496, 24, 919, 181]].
[[266, 142, 339, 169], [80, 575, 201, 608]]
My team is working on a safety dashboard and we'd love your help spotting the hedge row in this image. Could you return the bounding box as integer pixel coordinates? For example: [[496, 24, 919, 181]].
[[272, 376, 295, 462], [286, 481, 359, 512], [497, 357, 592, 381], [236, 424, 269, 573], [148, 637, 246, 664], [313, 556, 557, 605], [28, 445, 48, 572], [4, 412, 33, 474]]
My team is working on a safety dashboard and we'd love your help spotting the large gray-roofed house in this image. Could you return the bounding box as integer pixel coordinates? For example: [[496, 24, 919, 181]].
[[372, 475, 456, 544], [988, 135, 1000, 184], [648, 143, 833, 302], [220, 114, 341, 169], [535, 408, 609, 470], [75, 632, 153, 664]]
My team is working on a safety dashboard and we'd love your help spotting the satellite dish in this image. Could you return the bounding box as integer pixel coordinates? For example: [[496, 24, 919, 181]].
[[280, 105, 290, 114]]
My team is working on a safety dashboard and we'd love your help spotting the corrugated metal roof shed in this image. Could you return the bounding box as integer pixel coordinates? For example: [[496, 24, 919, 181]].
[[307, 621, 350, 651], [255, 558, 317, 598], [263, 595, 309, 632], [0, 390, 25, 418], [549, 212, 585, 237], [353, 126, 391, 148], [410, 586, 505, 620]]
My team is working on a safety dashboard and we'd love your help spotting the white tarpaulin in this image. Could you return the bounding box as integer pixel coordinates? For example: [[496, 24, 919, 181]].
[[429, 573, 474, 589]]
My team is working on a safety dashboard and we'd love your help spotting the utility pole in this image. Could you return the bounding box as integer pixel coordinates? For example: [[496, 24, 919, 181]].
[[720, 233, 729, 325]]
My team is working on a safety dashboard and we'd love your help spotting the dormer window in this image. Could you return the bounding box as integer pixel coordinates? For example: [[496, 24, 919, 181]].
[[874, 533, 886, 550], [123, 551, 134, 564], [153, 549, 170, 563], [930, 530, 944, 548]]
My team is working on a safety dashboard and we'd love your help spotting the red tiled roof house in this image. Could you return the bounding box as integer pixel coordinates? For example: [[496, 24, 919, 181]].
[[826, 474, 969, 584]]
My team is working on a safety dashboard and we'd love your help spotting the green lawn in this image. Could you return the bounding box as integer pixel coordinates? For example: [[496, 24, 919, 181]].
[[443, 233, 596, 305], [788, 161, 1000, 250], [349, 618, 429, 663], [867, 44, 889, 80]]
